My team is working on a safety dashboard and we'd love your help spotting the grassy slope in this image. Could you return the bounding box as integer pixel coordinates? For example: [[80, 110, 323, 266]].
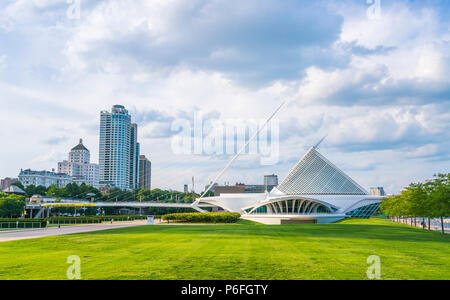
[[0, 218, 448, 280]]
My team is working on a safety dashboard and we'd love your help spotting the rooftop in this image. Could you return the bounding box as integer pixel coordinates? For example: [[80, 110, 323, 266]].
[[71, 139, 89, 151]]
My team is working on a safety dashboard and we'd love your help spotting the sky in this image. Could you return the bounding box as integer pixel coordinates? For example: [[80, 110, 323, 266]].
[[0, 0, 449, 194]]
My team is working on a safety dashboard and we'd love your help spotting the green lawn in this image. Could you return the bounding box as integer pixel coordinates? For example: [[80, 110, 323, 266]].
[[0, 218, 448, 280]]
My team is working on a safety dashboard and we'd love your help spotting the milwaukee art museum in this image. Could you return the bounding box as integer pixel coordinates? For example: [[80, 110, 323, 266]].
[[197, 147, 383, 224]]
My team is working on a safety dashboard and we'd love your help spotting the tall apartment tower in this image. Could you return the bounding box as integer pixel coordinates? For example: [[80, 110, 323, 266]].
[[99, 105, 139, 190], [139, 155, 151, 190], [130, 125, 140, 189], [369, 187, 386, 196], [264, 174, 278, 192]]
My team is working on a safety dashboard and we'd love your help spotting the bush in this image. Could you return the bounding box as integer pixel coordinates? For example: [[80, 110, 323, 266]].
[[0, 218, 47, 228], [162, 212, 241, 223]]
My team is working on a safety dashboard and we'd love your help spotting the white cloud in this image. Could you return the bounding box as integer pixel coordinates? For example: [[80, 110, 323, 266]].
[[0, 0, 449, 194]]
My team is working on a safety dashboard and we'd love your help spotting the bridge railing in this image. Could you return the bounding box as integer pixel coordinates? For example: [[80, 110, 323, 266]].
[[0, 222, 44, 229]]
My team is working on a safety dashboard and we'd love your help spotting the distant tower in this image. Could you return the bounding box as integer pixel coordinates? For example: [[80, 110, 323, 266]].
[[264, 174, 278, 192], [130, 125, 140, 189], [139, 155, 151, 190], [369, 187, 386, 196], [57, 139, 99, 188], [69, 139, 90, 164]]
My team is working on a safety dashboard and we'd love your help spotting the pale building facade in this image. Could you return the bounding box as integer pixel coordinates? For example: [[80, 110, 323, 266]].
[[19, 169, 72, 188], [57, 139, 99, 188]]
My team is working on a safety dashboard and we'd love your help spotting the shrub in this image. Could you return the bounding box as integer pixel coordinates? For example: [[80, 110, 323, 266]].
[[162, 212, 241, 223]]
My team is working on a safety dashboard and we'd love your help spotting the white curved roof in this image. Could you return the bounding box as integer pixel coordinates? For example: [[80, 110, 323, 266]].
[[277, 147, 367, 195]]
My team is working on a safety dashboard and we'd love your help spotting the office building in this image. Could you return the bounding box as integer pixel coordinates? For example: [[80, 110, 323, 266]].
[[1, 177, 18, 190], [139, 155, 151, 190], [369, 187, 386, 196], [264, 174, 278, 191]]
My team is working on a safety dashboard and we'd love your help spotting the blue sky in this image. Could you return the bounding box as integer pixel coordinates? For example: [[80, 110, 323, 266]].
[[0, 0, 449, 193]]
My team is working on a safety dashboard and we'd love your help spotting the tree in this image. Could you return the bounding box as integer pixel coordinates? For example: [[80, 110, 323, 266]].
[[381, 173, 449, 234], [65, 183, 81, 198], [0, 193, 26, 218], [426, 174, 450, 234], [34, 185, 48, 196], [11, 181, 25, 190], [137, 188, 151, 201]]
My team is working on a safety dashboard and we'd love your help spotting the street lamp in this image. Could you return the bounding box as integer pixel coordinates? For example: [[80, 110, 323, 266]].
[[86, 193, 95, 203]]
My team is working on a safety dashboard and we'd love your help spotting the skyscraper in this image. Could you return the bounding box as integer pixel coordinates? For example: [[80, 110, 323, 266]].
[[130, 125, 139, 189], [99, 105, 139, 190], [139, 155, 151, 190], [369, 187, 386, 196], [264, 174, 278, 192]]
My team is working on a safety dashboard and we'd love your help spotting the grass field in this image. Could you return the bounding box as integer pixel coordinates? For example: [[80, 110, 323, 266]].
[[0, 218, 448, 280]]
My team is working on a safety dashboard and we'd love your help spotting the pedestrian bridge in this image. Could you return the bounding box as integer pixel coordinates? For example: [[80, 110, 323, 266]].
[[25, 201, 215, 218]]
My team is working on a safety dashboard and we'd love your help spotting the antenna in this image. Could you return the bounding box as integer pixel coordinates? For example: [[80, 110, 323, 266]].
[[313, 135, 327, 149], [193, 101, 286, 206]]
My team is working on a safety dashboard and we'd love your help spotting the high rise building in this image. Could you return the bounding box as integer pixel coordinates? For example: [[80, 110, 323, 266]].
[[99, 105, 139, 190], [369, 187, 386, 196], [264, 174, 278, 192], [57, 139, 99, 188], [139, 155, 151, 190], [1, 177, 18, 190], [130, 125, 139, 189]]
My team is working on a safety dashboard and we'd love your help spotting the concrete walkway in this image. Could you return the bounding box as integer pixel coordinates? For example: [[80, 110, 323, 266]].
[[388, 219, 449, 234], [0, 220, 147, 242]]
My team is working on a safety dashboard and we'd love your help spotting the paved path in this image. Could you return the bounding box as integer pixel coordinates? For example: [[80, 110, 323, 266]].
[[388, 220, 449, 234], [0, 221, 147, 242]]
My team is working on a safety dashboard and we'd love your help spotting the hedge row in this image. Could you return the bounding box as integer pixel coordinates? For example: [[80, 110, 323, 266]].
[[162, 212, 241, 223], [0, 218, 47, 228]]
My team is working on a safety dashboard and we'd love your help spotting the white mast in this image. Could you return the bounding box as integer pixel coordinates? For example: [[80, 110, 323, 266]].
[[193, 101, 286, 207]]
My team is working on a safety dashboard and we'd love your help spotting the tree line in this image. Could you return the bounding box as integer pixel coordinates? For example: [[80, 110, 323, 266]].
[[0, 193, 26, 218], [380, 173, 449, 234]]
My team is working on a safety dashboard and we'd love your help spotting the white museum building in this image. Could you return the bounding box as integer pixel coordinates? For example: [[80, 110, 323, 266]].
[[196, 147, 384, 224]]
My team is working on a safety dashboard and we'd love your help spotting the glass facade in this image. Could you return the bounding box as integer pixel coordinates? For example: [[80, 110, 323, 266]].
[[345, 203, 380, 218], [99, 105, 138, 190], [277, 148, 367, 195], [247, 199, 332, 215]]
